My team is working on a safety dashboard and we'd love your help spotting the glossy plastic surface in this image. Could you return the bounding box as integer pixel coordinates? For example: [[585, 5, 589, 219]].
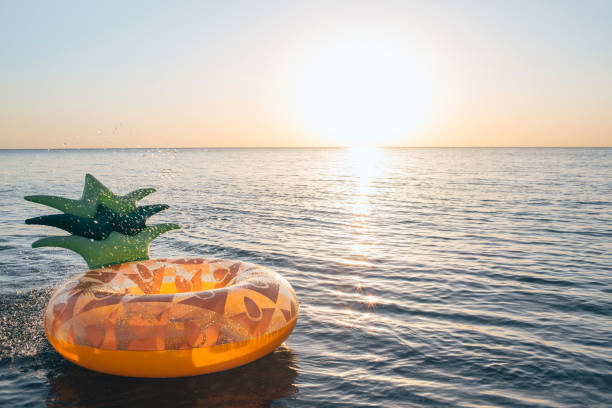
[[44, 258, 299, 377]]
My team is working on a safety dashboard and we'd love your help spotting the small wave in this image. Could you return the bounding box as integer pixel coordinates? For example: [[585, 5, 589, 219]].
[[0, 288, 53, 361]]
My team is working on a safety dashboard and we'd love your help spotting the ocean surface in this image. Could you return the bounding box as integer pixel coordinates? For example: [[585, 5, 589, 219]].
[[0, 147, 610, 408]]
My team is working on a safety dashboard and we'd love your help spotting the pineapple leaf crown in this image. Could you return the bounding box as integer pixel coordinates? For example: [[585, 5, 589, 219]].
[[25, 174, 180, 269]]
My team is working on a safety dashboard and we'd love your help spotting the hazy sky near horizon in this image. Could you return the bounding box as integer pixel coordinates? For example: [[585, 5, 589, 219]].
[[1, 0, 611, 148]]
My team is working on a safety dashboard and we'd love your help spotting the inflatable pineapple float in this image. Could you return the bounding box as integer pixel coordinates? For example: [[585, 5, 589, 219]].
[[26, 175, 299, 377]]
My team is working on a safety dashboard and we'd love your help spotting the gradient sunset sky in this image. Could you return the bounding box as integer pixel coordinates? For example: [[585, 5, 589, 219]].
[[1, 0, 611, 148]]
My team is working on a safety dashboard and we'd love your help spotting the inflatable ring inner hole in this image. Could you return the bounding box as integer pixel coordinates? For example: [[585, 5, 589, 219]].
[[83, 258, 243, 296]]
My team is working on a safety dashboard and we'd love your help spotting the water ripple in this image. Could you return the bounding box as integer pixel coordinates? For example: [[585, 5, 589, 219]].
[[1, 148, 611, 407]]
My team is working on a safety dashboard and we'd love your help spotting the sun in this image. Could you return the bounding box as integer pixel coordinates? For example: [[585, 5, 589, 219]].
[[295, 36, 431, 147]]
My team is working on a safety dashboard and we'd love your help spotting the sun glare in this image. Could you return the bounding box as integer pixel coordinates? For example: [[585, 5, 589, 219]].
[[296, 37, 431, 147]]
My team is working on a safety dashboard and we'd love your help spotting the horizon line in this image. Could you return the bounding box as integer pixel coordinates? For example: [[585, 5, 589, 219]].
[[1, 146, 611, 151]]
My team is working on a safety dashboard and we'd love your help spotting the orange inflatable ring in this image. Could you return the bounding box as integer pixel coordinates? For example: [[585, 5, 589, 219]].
[[44, 258, 299, 378]]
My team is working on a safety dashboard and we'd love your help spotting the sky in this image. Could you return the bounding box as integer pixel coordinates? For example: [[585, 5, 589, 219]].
[[1, 0, 611, 148]]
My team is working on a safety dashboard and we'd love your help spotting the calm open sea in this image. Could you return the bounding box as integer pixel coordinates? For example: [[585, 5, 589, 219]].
[[0, 148, 611, 407]]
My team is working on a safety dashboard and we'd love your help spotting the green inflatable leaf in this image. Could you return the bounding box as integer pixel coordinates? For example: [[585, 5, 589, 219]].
[[25, 174, 155, 218], [25, 204, 170, 240], [25, 174, 180, 269], [32, 224, 181, 269]]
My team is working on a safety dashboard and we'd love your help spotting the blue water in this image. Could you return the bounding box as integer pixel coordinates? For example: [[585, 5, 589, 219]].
[[1, 148, 611, 407]]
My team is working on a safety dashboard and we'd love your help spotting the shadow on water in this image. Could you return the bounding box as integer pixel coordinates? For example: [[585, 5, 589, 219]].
[[46, 345, 299, 408]]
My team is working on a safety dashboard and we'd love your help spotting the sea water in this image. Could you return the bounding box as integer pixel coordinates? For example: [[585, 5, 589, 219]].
[[0, 148, 610, 407]]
